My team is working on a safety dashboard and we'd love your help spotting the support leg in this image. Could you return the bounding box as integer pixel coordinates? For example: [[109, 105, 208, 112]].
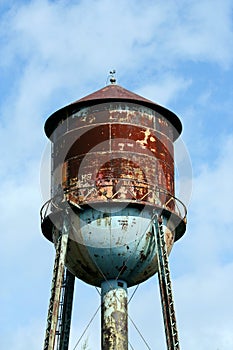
[[154, 216, 180, 350], [57, 269, 75, 350], [101, 280, 128, 350], [43, 214, 70, 350]]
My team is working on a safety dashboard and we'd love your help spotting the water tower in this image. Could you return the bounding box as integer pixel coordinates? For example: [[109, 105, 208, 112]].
[[41, 73, 187, 350]]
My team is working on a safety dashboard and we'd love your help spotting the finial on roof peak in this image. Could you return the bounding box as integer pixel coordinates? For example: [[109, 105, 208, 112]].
[[106, 69, 117, 85]]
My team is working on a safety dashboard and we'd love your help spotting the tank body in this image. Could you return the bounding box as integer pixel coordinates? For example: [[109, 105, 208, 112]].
[[41, 84, 186, 287]]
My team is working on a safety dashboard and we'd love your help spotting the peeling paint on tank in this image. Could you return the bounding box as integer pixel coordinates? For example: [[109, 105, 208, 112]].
[[41, 94, 186, 288]]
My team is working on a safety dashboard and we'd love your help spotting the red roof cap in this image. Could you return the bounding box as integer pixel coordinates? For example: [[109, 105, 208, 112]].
[[44, 84, 182, 139], [76, 84, 155, 104]]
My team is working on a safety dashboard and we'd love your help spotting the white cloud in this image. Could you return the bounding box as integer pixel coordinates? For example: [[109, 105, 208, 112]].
[[161, 0, 233, 68], [136, 74, 192, 106], [173, 133, 233, 271], [1, 0, 233, 91]]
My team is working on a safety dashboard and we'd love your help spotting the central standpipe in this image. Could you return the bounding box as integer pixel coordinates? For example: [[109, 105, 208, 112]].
[[101, 280, 128, 350]]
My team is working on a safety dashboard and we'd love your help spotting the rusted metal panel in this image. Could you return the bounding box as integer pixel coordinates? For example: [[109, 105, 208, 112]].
[[68, 103, 154, 129], [51, 102, 176, 210], [41, 88, 187, 288], [63, 155, 174, 206]]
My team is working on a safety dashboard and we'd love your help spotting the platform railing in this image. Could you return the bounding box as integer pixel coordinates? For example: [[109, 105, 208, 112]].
[[40, 178, 187, 224]]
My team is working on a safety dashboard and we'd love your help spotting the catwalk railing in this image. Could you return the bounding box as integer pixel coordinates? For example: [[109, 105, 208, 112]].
[[40, 178, 187, 224]]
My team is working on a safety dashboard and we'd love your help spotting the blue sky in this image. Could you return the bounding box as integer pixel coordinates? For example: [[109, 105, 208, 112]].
[[1, 0, 233, 349]]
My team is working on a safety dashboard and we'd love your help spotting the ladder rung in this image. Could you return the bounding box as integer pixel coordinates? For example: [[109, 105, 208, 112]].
[[155, 216, 180, 350]]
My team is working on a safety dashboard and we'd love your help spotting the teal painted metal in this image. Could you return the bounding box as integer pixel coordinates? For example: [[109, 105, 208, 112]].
[[66, 205, 157, 287], [43, 204, 176, 287]]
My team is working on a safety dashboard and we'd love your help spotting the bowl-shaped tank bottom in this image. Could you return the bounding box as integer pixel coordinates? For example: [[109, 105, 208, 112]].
[[53, 204, 175, 287]]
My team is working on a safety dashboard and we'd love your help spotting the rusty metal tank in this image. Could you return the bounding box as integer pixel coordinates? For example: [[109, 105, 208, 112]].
[[41, 82, 186, 287]]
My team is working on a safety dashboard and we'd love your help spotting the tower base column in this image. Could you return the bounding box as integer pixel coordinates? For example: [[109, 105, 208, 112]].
[[101, 280, 128, 350]]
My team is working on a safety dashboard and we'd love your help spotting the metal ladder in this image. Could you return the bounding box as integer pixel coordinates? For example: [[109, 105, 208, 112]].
[[43, 213, 74, 350], [56, 268, 75, 350], [154, 216, 180, 350]]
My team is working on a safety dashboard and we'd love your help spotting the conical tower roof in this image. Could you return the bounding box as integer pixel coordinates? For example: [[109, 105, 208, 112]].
[[44, 84, 182, 139], [76, 83, 158, 104]]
